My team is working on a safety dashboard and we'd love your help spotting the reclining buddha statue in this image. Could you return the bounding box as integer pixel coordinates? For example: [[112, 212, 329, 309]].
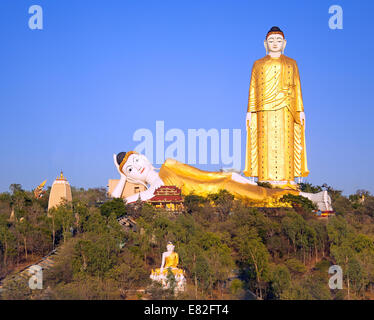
[[150, 242, 186, 291], [110, 151, 310, 207]]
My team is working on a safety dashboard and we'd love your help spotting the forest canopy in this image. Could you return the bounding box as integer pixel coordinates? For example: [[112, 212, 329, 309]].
[[0, 183, 374, 300]]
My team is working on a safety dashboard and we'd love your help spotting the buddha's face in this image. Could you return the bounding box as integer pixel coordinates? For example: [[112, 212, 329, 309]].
[[265, 34, 286, 53], [167, 244, 174, 252], [122, 153, 152, 182]]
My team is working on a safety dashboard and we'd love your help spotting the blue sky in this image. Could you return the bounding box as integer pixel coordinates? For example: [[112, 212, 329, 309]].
[[0, 0, 373, 195]]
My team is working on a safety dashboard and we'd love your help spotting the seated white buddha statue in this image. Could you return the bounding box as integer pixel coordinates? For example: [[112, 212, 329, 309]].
[[110, 151, 303, 206], [150, 242, 186, 291]]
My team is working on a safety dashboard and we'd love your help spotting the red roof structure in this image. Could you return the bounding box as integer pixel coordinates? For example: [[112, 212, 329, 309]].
[[148, 186, 183, 203], [148, 186, 184, 212]]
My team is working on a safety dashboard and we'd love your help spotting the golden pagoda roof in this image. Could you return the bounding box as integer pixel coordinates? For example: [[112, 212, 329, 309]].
[[56, 171, 67, 181]]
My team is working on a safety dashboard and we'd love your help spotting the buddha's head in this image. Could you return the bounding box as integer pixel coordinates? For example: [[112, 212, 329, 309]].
[[264, 26, 286, 55], [115, 151, 153, 185], [166, 241, 175, 252]]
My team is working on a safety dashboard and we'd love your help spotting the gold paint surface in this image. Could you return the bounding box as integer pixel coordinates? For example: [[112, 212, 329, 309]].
[[159, 159, 298, 206], [244, 55, 309, 182], [164, 252, 179, 268]]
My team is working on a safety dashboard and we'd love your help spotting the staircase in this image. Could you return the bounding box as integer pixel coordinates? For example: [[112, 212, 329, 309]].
[[0, 248, 60, 298], [0, 215, 137, 298]]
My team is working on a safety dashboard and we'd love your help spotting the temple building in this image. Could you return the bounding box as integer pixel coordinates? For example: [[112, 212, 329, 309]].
[[148, 186, 184, 212], [300, 190, 335, 218], [48, 172, 73, 211], [107, 179, 146, 198]]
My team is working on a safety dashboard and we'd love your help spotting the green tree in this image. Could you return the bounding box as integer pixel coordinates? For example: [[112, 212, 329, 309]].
[[207, 190, 234, 221], [0, 219, 16, 266], [55, 203, 75, 244], [108, 248, 149, 293], [269, 264, 291, 299], [15, 217, 33, 261], [184, 194, 208, 214], [298, 182, 322, 193], [9, 184, 23, 195], [237, 236, 270, 299], [280, 194, 317, 212], [100, 198, 126, 218]]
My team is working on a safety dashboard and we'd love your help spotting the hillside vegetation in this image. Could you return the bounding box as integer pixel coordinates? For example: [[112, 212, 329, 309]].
[[1, 183, 374, 300]]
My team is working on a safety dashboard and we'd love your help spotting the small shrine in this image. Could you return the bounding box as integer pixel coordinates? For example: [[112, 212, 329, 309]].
[[148, 186, 184, 212], [150, 242, 186, 292], [300, 191, 335, 218]]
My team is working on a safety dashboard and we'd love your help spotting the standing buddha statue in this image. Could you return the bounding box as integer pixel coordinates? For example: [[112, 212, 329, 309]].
[[244, 26, 309, 189]]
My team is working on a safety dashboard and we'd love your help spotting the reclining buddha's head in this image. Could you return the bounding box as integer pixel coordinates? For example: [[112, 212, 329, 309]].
[[116, 151, 153, 184]]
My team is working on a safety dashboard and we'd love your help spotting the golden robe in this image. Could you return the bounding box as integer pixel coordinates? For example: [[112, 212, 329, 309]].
[[164, 252, 179, 268], [159, 158, 299, 205], [244, 55, 309, 184], [152, 252, 185, 277]]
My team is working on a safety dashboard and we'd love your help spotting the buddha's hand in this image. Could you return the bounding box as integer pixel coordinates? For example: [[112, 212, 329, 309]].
[[299, 112, 305, 126], [113, 154, 126, 179], [246, 112, 252, 128]]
